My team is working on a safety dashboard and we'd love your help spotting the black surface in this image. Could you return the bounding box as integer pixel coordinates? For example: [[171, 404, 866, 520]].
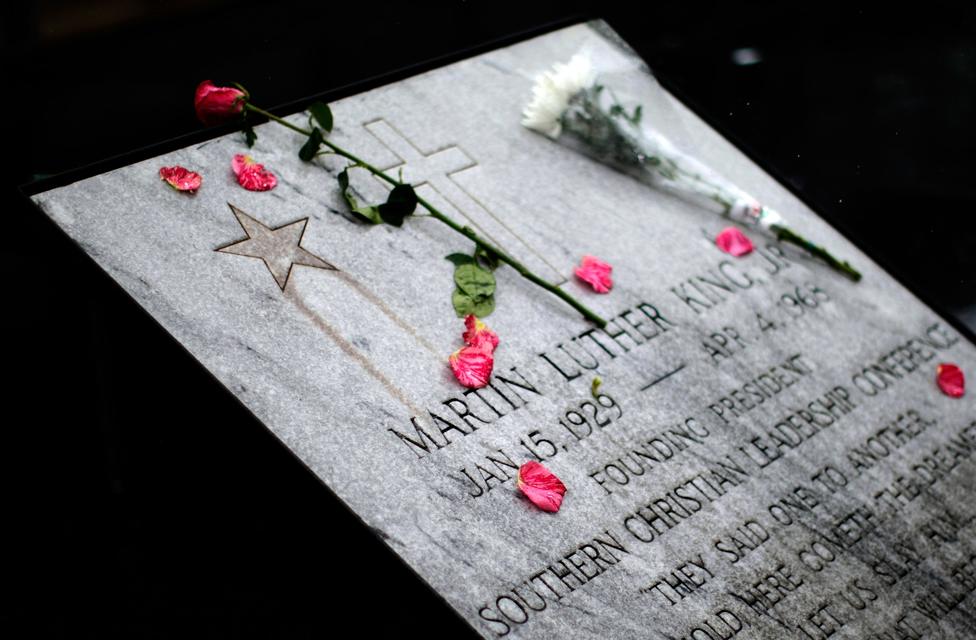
[[4, 3, 975, 637]]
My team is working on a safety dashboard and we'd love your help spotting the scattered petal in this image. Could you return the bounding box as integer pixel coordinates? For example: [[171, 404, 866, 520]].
[[574, 255, 613, 293], [232, 154, 277, 191], [238, 165, 277, 191], [194, 80, 247, 126], [936, 363, 965, 398], [462, 314, 499, 352], [715, 226, 754, 257], [449, 346, 494, 389], [517, 461, 566, 512], [159, 166, 202, 193], [231, 154, 250, 176]]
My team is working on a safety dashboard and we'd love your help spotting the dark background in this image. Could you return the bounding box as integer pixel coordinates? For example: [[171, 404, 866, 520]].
[[3, 2, 975, 637]]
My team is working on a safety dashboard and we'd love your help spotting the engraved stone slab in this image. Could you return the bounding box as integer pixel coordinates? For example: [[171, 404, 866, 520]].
[[30, 20, 976, 639]]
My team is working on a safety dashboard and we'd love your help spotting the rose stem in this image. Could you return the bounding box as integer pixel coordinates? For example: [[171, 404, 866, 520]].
[[770, 224, 862, 282], [244, 103, 608, 327]]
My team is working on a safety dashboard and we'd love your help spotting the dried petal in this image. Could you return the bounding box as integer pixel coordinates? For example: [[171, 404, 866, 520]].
[[715, 226, 754, 257], [516, 461, 566, 512], [194, 80, 246, 126], [574, 255, 613, 293], [449, 345, 494, 389], [462, 314, 499, 352], [159, 166, 202, 193], [936, 363, 965, 398], [232, 154, 277, 192]]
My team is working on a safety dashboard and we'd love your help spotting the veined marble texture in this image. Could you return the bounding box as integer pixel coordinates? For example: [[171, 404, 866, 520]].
[[32, 21, 976, 639]]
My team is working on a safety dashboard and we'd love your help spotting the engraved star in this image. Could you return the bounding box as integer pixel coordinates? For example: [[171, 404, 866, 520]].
[[217, 203, 338, 290]]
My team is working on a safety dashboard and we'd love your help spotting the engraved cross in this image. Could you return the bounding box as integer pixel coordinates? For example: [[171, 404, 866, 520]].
[[365, 119, 564, 283]]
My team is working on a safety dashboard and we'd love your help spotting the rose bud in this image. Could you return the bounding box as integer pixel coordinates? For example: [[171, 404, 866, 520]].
[[194, 80, 247, 126]]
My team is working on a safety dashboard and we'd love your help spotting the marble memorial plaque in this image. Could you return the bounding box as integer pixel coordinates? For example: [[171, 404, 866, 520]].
[[29, 20, 976, 639]]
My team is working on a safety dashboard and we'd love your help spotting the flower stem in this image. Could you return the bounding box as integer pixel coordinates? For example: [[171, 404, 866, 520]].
[[244, 103, 608, 327], [583, 94, 861, 281], [771, 224, 862, 282]]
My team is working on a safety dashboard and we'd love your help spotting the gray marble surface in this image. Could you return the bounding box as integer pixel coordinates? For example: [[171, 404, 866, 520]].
[[32, 21, 976, 639]]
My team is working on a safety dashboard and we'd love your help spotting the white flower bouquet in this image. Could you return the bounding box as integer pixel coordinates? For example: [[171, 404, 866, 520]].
[[522, 54, 861, 281]]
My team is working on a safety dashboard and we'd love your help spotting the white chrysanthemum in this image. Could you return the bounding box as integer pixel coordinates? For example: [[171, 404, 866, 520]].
[[521, 53, 596, 138]]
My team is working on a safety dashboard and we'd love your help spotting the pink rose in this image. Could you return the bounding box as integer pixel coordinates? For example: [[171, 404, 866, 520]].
[[194, 80, 247, 126]]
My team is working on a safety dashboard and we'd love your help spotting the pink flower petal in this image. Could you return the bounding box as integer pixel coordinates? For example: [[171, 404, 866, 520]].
[[517, 461, 566, 512], [715, 226, 754, 257], [159, 166, 202, 193], [936, 363, 965, 398], [449, 345, 494, 388], [462, 314, 499, 352], [574, 255, 613, 293], [231, 153, 251, 176], [231, 154, 277, 191], [238, 165, 277, 191]]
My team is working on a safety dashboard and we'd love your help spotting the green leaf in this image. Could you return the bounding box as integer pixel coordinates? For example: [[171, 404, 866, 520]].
[[591, 376, 602, 398], [445, 253, 475, 266], [299, 128, 324, 162], [243, 124, 257, 148], [454, 263, 496, 298], [377, 183, 418, 227], [337, 167, 382, 224], [336, 168, 416, 227], [475, 245, 500, 271], [631, 104, 643, 125], [309, 102, 334, 132], [452, 289, 495, 318], [351, 203, 383, 225]]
